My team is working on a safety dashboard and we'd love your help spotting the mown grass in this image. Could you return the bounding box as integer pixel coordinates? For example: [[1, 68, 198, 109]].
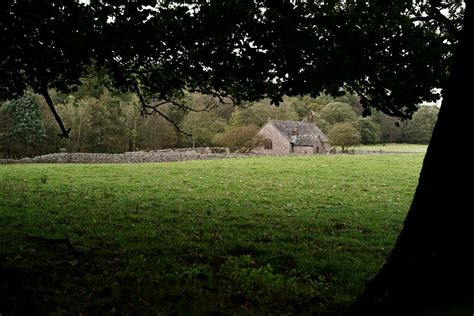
[[0, 155, 423, 314], [357, 143, 428, 152]]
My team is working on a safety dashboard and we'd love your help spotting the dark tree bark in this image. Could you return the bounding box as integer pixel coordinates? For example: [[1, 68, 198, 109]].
[[40, 88, 70, 138], [344, 3, 473, 315]]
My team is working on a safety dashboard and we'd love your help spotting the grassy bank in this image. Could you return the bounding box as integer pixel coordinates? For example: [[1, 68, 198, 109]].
[[0, 155, 423, 314]]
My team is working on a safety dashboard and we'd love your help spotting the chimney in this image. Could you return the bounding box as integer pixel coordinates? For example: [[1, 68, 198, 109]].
[[307, 110, 316, 123]]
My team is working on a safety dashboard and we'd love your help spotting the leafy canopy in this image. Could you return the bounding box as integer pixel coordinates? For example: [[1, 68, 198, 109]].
[[404, 106, 440, 143], [328, 122, 362, 150], [0, 1, 463, 135], [320, 102, 358, 125], [2, 94, 46, 145]]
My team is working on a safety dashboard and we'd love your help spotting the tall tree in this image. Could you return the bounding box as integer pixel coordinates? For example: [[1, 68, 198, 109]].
[[327, 122, 362, 151], [372, 111, 406, 143], [357, 117, 380, 145], [403, 106, 440, 144], [345, 5, 473, 315], [320, 102, 358, 125], [0, 94, 46, 158], [180, 111, 226, 147], [229, 100, 299, 127], [214, 124, 263, 152]]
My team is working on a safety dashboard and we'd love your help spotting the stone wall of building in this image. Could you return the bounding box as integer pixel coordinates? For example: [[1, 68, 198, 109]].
[[293, 145, 314, 154], [254, 124, 291, 154], [313, 137, 330, 153]]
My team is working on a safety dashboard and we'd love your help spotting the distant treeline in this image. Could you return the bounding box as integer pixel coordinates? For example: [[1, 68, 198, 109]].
[[0, 79, 438, 158]]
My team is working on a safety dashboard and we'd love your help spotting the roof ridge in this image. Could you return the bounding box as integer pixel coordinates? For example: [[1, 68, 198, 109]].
[[270, 119, 314, 124], [267, 120, 328, 145]]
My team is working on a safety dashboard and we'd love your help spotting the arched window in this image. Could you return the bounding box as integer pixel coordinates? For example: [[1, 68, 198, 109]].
[[264, 139, 272, 150]]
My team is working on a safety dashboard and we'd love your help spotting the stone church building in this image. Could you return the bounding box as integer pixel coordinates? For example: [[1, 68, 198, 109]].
[[254, 120, 329, 154]]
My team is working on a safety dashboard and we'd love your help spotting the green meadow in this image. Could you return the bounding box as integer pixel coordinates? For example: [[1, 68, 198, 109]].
[[357, 143, 428, 152], [0, 155, 423, 314]]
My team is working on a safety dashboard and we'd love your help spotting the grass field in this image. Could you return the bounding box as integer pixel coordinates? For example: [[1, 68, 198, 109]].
[[0, 155, 424, 314], [357, 143, 428, 152]]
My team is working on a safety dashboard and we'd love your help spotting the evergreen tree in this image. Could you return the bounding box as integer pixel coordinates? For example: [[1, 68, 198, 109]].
[[1, 94, 46, 157]]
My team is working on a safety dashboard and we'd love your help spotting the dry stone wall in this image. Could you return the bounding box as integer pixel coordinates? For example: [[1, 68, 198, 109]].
[[0, 147, 250, 164], [0, 147, 420, 164]]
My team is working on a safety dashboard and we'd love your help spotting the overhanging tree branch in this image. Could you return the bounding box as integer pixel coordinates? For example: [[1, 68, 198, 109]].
[[191, 87, 236, 106], [133, 84, 192, 136], [40, 87, 71, 138], [157, 96, 217, 113]]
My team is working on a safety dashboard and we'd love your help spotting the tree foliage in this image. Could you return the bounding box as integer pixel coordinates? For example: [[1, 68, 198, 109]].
[[0, 88, 440, 158], [328, 122, 362, 151], [0, 94, 46, 157], [357, 117, 380, 144], [229, 101, 299, 128], [214, 125, 263, 152], [404, 106, 440, 143], [319, 102, 358, 125], [180, 111, 226, 147], [372, 111, 406, 143], [0, 1, 462, 137]]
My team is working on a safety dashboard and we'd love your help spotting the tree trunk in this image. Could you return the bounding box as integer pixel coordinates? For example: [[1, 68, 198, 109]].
[[344, 3, 473, 316], [132, 117, 137, 151]]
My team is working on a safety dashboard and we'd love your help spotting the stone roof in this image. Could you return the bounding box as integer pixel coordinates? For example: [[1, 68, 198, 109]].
[[270, 120, 328, 146]]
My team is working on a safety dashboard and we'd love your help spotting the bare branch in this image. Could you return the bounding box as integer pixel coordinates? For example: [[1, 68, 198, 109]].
[[191, 88, 236, 105], [157, 96, 217, 113], [41, 88, 71, 138], [352, 86, 410, 119], [133, 84, 191, 136]]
